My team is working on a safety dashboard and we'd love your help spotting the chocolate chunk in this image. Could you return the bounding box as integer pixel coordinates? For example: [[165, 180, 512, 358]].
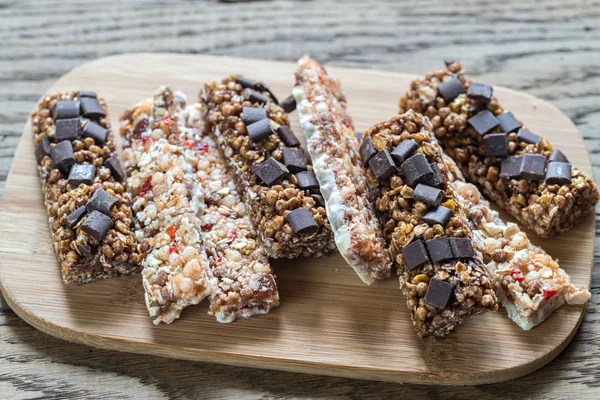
[[277, 126, 301, 147], [500, 156, 522, 179], [369, 150, 396, 182], [468, 110, 499, 136], [68, 164, 96, 187], [449, 237, 475, 259], [413, 184, 443, 207], [82, 121, 108, 145], [483, 133, 508, 157], [235, 76, 258, 89], [78, 243, 92, 256], [55, 118, 81, 142], [241, 107, 267, 126], [424, 278, 455, 309], [401, 153, 433, 187], [104, 156, 126, 182], [296, 171, 320, 190], [80, 97, 106, 119], [402, 240, 430, 271], [549, 149, 568, 163], [311, 193, 325, 208], [53, 101, 79, 120], [86, 188, 118, 215], [520, 153, 546, 181], [64, 206, 87, 229], [255, 157, 289, 186], [50, 140, 75, 174], [422, 205, 452, 227], [516, 128, 542, 145], [280, 95, 296, 113], [78, 90, 97, 98], [282, 147, 307, 172], [81, 210, 114, 241], [545, 162, 572, 186], [497, 112, 522, 133], [256, 82, 279, 104], [35, 135, 51, 164], [425, 238, 454, 264], [247, 118, 275, 142], [359, 137, 377, 166], [287, 208, 319, 234], [244, 89, 269, 105], [437, 77, 465, 103], [391, 139, 418, 166], [467, 83, 493, 103], [423, 162, 445, 188]]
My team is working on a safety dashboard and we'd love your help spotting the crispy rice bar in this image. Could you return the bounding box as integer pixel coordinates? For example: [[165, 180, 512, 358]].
[[201, 76, 336, 259], [361, 110, 498, 337], [399, 61, 599, 237], [294, 55, 391, 284], [32, 91, 142, 284]]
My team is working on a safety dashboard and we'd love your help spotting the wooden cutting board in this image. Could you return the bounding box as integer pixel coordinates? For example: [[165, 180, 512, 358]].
[[0, 54, 593, 386]]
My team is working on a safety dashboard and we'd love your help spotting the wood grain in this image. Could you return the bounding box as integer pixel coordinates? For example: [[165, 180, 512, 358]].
[[0, 0, 599, 398], [0, 53, 594, 387]]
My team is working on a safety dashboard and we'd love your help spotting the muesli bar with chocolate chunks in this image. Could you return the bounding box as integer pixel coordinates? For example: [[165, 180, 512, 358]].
[[32, 91, 143, 284], [201, 76, 335, 259], [361, 110, 498, 337], [440, 154, 591, 330], [399, 61, 600, 237], [294, 55, 391, 284]]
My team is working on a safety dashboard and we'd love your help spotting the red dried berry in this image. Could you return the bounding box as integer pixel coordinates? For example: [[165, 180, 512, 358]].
[[168, 242, 178, 254], [163, 116, 171, 126], [167, 225, 178, 239], [202, 224, 213, 232], [543, 289, 557, 300], [195, 143, 209, 153], [184, 140, 194, 149], [510, 269, 524, 283]]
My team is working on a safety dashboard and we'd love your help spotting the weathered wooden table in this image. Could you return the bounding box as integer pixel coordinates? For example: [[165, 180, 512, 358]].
[[1, 0, 598, 398]]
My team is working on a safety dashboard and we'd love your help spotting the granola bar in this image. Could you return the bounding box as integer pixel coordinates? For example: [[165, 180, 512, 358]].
[[201, 76, 335, 259], [399, 61, 600, 237], [293, 56, 391, 284], [32, 91, 142, 284], [361, 110, 498, 337], [440, 154, 590, 330]]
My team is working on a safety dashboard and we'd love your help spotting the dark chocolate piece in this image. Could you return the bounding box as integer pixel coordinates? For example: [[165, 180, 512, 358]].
[[104, 156, 127, 182], [235, 76, 258, 89], [50, 140, 75, 174], [296, 171, 320, 190], [424, 278, 455, 309], [520, 153, 546, 180], [53, 101, 79, 120], [255, 157, 289, 186], [500, 156, 522, 179], [483, 133, 508, 157], [244, 89, 269, 105], [391, 139, 418, 166], [425, 237, 454, 263], [256, 82, 279, 104], [86, 188, 118, 215], [277, 126, 301, 147], [81, 210, 114, 241], [549, 149, 568, 163], [497, 112, 522, 133], [78, 243, 92, 256], [280, 95, 296, 113], [359, 137, 377, 166], [241, 107, 267, 126], [545, 162, 572, 186], [247, 118, 275, 142], [64, 206, 87, 229], [282, 147, 307, 173], [516, 128, 542, 145], [413, 183, 443, 207], [422, 205, 452, 227], [286, 208, 319, 234], [368, 150, 396, 182], [437, 77, 466, 103], [35, 135, 51, 164], [449, 237, 475, 259], [78, 90, 97, 98], [80, 97, 106, 119], [55, 118, 81, 142], [402, 240, 430, 271], [467, 83, 493, 103], [311, 193, 325, 208], [423, 162, 445, 188], [401, 153, 433, 187], [82, 121, 108, 145], [68, 164, 96, 187], [468, 110, 499, 136]]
